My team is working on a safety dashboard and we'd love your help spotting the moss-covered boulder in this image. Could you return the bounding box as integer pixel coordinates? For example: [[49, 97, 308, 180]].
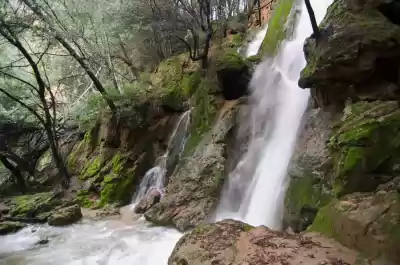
[[216, 49, 251, 100], [299, 0, 400, 107], [145, 101, 240, 231], [329, 101, 400, 196], [8, 192, 63, 222], [309, 191, 400, 263], [150, 54, 201, 111], [0, 221, 26, 235], [48, 204, 82, 226]]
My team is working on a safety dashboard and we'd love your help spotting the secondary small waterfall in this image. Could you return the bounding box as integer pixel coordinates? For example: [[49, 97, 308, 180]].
[[216, 0, 332, 229], [246, 24, 269, 57], [133, 110, 191, 203]]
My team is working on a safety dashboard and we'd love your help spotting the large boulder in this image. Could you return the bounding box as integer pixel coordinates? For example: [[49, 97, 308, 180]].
[[329, 101, 400, 196], [8, 192, 63, 222], [134, 189, 161, 214], [145, 101, 240, 231], [48, 204, 82, 226], [168, 219, 382, 265], [299, 0, 400, 107], [309, 190, 400, 264], [0, 221, 26, 235]]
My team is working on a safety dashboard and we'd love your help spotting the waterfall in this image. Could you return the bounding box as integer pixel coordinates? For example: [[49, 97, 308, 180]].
[[246, 24, 268, 57], [133, 110, 191, 203], [216, 0, 332, 229]]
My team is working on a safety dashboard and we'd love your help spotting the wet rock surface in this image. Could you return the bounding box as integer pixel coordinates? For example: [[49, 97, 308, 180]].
[[168, 219, 383, 265], [48, 204, 82, 226], [134, 189, 161, 214], [145, 101, 241, 231]]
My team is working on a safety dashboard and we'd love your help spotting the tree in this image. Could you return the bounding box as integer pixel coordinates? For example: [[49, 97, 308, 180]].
[[19, 0, 117, 112], [304, 0, 320, 39], [0, 6, 70, 187]]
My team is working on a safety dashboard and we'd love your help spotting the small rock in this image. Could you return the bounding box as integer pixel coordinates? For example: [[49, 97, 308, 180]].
[[48, 204, 82, 226], [35, 239, 49, 245], [134, 189, 161, 214]]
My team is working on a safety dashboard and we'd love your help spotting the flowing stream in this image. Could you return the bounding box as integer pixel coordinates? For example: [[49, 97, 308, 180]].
[[216, 0, 332, 229], [0, 1, 332, 264]]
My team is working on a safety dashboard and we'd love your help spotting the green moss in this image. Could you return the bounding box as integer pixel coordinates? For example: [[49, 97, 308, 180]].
[[216, 49, 247, 71], [329, 101, 400, 196], [0, 221, 26, 235], [231, 33, 244, 46], [246, 55, 262, 64], [75, 190, 96, 208], [286, 174, 332, 216], [80, 155, 104, 180], [307, 203, 338, 238], [99, 167, 136, 207], [260, 0, 295, 56], [183, 76, 218, 156], [9, 192, 62, 219]]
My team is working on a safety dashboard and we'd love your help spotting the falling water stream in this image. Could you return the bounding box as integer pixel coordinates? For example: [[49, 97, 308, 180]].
[[0, 1, 332, 264], [216, 0, 333, 229]]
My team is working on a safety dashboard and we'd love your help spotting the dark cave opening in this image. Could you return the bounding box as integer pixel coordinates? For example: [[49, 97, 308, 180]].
[[378, 1, 400, 25]]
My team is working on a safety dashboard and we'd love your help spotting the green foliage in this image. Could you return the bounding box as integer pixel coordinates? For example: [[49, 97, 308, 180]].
[[216, 49, 248, 71], [260, 0, 295, 56]]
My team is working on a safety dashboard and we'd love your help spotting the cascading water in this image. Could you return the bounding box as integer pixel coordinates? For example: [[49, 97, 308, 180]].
[[133, 110, 191, 203], [216, 0, 333, 229], [246, 24, 269, 57]]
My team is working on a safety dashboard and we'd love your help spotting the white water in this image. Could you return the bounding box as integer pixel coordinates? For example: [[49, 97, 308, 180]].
[[246, 24, 269, 57], [0, 218, 181, 265], [216, 0, 332, 229], [133, 110, 190, 203]]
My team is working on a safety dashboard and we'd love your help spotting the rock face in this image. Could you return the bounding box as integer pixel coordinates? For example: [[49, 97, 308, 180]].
[[168, 219, 382, 265], [67, 104, 185, 208], [309, 191, 400, 264], [134, 189, 161, 214], [145, 101, 240, 231], [299, 0, 400, 107], [48, 204, 82, 226], [0, 221, 26, 235], [329, 101, 400, 196], [216, 50, 251, 100], [284, 107, 335, 232]]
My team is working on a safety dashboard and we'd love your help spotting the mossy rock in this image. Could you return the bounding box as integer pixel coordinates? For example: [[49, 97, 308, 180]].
[[329, 101, 400, 196], [216, 49, 251, 100], [299, 0, 400, 106], [0, 221, 26, 235], [259, 0, 296, 56], [9, 192, 63, 222], [284, 171, 333, 232], [308, 191, 400, 263]]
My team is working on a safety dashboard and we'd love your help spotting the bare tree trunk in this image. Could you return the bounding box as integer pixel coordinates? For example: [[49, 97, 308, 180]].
[[304, 0, 320, 39], [118, 38, 138, 79], [0, 155, 26, 192], [21, 0, 117, 112]]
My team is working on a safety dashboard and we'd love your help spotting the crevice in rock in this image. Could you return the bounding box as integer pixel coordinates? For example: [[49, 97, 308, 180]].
[[378, 1, 400, 26]]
